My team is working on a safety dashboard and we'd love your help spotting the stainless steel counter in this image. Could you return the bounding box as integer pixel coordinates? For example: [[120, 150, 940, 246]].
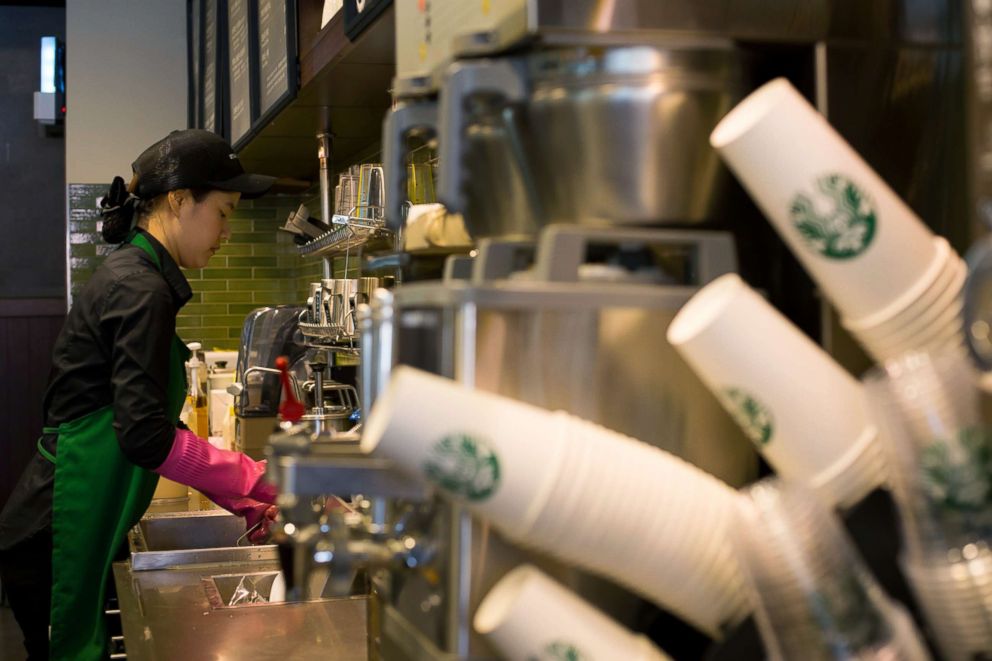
[[112, 559, 369, 660]]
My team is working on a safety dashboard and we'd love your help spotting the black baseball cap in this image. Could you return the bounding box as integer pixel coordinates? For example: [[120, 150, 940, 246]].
[[131, 129, 276, 200]]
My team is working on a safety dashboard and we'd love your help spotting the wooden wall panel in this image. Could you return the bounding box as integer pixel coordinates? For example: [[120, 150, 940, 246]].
[[0, 299, 65, 512]]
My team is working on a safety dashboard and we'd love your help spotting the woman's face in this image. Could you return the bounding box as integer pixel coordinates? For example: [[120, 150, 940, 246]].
[[172, 189, 240, 269]]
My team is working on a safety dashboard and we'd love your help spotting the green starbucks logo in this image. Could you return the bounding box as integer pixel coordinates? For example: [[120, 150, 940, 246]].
[[920, 427, 992, 513], [723, 388, 774, 446], [526, 641, 588, 661], [422, 434, 501, 502], [808, 570, 888, 653], [789, 174, 876, 259]]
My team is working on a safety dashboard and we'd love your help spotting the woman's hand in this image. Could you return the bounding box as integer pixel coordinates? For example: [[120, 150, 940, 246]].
[[244, 504, 279, 544]]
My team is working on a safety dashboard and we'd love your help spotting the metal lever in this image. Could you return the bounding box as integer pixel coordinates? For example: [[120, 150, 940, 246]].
[[437, 59, 526, 215], [383, 100, 438, 232]]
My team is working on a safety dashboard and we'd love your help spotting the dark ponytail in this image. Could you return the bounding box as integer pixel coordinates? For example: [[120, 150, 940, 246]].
[[99, 175, 146, 243]]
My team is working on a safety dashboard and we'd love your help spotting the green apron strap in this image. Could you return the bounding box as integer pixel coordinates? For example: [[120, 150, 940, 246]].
[[36, 434, 57, 464], [48, 231, 190, 661], [129, 231, 162, 270]]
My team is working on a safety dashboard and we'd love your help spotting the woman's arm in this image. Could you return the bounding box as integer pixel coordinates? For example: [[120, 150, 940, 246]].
[[101, 273, 178, 469]]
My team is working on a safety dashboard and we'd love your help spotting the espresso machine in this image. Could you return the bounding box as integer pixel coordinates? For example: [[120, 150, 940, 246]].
[[265, 1, 967, 658]]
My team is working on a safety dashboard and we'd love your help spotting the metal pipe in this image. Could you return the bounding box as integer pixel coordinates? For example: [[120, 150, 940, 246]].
[[445, 303, 478, 656], [317, 132, 333, 226]]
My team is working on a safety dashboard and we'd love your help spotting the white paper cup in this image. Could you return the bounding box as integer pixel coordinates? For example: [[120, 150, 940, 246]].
[[869, 303, 963, 358], [362, 366, 568, 535], [667, 273, 879, 505], [475, 565, 672, 661], [366, 367, 750, 636], [848, 254, 965, 347], [852, 294, 964, 363], [520, 415, 749, 636], [808, 425, 888, 510], [843, 238, 957, 333], [711, 78, 937, 322]]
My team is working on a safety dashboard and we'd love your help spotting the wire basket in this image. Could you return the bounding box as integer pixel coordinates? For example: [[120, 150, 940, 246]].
[[296, 206, 392, 258]]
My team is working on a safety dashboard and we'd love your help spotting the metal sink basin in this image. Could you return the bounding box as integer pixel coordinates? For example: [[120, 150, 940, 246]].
[[129, 509, 278, 571]]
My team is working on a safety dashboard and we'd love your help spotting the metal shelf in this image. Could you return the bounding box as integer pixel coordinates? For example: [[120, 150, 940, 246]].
[[295, 213, 393, 258]]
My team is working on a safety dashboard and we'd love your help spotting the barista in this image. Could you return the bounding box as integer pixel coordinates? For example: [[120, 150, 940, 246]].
[[0, 130, 279, 661]]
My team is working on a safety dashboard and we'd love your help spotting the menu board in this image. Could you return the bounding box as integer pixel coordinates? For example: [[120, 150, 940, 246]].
[[227, 0, 252, 146], [186, 0, 298, 148], [187, 0, 202, 128], [257, 0, 296, 122], [202, 0, 219, 133]]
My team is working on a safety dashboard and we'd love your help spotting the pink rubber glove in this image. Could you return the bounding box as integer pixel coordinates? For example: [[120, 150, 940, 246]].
[[203, 493, 279, 544], [155, 428, 277, 504], [245, 503, 279, 544]]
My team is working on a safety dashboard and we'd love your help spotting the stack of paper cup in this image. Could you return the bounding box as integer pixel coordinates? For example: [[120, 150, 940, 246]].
[[710, 78, 966, 364], [361, 365, 570, 537], [521, 413, 749, 636], [363, 366, 750, 637], [474, 565, 671, 661], [842, 237, 967, 362], [667, 273, 885, 509]]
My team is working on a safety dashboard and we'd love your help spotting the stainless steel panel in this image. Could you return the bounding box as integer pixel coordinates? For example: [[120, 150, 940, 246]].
[[113, 560, 369, 660], [521, 46, 742, 226]]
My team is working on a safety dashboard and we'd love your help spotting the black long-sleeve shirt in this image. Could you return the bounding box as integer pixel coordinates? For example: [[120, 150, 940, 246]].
[[0, 229, 192, 550]]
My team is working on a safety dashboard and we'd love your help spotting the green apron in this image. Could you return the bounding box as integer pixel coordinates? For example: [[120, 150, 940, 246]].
[[44, 231, 190, 661]]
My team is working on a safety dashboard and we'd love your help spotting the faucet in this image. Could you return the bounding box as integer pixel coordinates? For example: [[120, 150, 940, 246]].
[[265, 420, 436, 601]]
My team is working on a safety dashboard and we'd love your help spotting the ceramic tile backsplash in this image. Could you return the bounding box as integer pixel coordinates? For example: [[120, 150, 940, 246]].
[[67, 184, 340, 350]]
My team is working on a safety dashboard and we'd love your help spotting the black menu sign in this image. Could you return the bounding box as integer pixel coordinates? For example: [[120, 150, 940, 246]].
[[202, 0, 218, 133], [187, 0, 201, 128], [257, 0, 295, 121], [227, 0, 252, 145]]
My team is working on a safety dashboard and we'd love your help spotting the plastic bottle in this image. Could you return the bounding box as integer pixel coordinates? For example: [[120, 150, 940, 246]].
[[185, 342, 210, 438], [221, 399, 236, 451]]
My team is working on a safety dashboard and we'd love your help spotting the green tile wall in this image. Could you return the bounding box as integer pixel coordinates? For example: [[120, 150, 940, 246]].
[[67, 183, 348, 351]]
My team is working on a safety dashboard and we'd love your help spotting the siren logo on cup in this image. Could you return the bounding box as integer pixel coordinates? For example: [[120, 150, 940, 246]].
[[722, 388, 774, 446], [809, 571, 887, 649], [789, 174, 877, 260], [919, 427, 992, 515], [527, 641, 588, 661], [422, 434, 501, 502]]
